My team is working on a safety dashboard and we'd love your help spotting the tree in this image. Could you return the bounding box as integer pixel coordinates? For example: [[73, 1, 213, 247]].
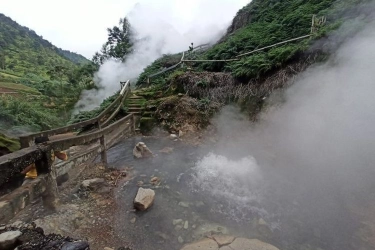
[[93, 17, 134, 65]]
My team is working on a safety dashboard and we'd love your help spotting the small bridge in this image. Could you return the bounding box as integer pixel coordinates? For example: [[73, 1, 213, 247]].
[[0, 80, 139, 223]]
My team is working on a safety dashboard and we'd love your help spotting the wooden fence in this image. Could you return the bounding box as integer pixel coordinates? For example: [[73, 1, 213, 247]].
[[0, 80, 134, 211]]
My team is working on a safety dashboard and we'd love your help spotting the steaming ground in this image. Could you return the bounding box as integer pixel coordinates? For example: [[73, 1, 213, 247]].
[[188, 20, 375, 249]]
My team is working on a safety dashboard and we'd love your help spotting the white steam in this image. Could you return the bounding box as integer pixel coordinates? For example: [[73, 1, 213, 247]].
[[192, 20, 375, 228], [74, 0, 249, 113]]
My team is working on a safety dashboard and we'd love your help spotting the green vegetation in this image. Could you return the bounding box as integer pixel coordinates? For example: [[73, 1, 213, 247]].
[[0, 13, 97, 135], [139, 0, 373, 85], [0, 81, 40, 95], [0, 13, 90, 76], [0, 95, 61, 131], [0, 133, 20, 152], [93, 18, 133, 65]]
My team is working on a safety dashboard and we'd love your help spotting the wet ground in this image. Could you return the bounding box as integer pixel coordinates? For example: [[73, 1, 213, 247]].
[[105, 135, 375, 250], [9, 134, 375, 250]]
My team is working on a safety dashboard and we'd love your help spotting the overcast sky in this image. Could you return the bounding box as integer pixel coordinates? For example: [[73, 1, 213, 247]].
[[1, 0, 249, 59]]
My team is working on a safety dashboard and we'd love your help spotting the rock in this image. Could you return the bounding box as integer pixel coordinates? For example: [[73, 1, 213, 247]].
[[130, 218, 136, 224], [193, 223, 228, 238], [178, 236, 184, 244], [178, 201, 189, 208], [175, 225, 183, 231], [0, 230, 22, 250], [173, 219, 184, 226], [155, 231, 169, 240], [212, 235, 235, 246], [133, 142, 153, 159], [81, 178, 105, 191], [179, 130, 184, 138], [11, 221, 24, 228], [137, 181, 144, 187], [134, 188, 155, 211], [150, 177, 160, 185], [257, 218, 272, 237], [180, 238, 219, 250], [228, 238, 279, 250], [104, 248, 114, 250], [61, 241, 89, 250], [170, 134, 178, 139], [184, 221, 189, 229], [159, 147, 174, 154], [258, 218, 267, 226]]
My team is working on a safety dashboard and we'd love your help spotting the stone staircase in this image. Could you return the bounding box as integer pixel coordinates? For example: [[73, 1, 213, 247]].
[[127, 94, 156, 133]]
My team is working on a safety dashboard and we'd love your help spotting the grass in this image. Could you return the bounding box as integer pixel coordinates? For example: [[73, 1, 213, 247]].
[[0, 81, 41, 95], [0, 71, 21, 79], [0, 133, 20, 152]]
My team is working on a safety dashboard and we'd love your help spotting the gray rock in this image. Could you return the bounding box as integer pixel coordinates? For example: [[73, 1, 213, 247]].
[[212, 235, 235, 246], [170, 134, 178, 139], [178, 236, 184, 244], [180, 238, 218, 250], [133, 142, 153, 159], [134, 188, 155, 211], [11, 221, 24, 228], [178, 201, 189, 208], [184, 221, 189, 229], [228, 238, 279, 250], [173, 219, 184, 225], [0, 231, 22, 250], [61, 241, 89, 250], [81, 178, 105, 191]]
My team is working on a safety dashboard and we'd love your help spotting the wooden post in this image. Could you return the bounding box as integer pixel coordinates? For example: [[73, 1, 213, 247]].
[[131, 114, 135, 134], [100, 135, 107, 165], [19, 137, 30, 149], [35, 146, 59, 210], [98, 121, 108, 165]]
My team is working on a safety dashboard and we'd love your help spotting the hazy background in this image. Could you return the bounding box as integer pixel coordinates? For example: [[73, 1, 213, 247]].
[[73, 0, 249, 112], [1, 0, 249, 58]]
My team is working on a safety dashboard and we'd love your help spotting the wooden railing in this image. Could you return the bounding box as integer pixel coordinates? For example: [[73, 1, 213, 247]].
[[0, 81, 134, 210], [19, 80, 131, 148]]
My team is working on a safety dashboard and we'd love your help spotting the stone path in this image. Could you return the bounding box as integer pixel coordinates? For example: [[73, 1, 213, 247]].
[[181, 235, 279, 250]]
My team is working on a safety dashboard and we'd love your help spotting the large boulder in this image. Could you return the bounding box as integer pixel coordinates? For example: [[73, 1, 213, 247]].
[[134, 188, 155, 211], [133, 142, 153, 159], [0, 230, 22, 250]]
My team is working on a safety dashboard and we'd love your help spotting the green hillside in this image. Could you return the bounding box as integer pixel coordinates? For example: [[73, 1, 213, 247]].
[[137, 0, 373, 86], [0, 13, 90, 76], [0, 13, 97, 133]]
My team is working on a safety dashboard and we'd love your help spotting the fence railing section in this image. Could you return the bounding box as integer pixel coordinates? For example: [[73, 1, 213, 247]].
[[19, 80, 131, 148], [0, 81, 134, 210]]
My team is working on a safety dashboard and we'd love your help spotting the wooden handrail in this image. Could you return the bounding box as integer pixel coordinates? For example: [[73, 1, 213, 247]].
[[0, 114, 134, 187], [19, 81, 131, 148]]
